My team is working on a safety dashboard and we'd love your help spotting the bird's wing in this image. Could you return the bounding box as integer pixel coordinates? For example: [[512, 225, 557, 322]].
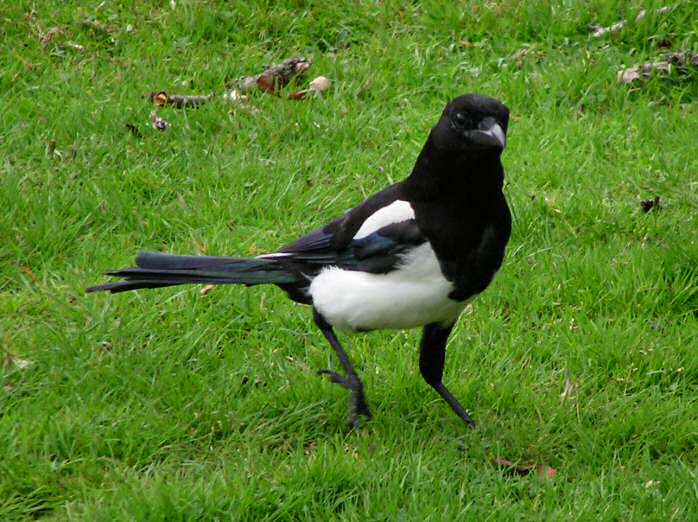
[[272, 219, 426, 275], [279, 182, 408, 253], [326, 183, 406, 250], [270, 192, 426, 275]]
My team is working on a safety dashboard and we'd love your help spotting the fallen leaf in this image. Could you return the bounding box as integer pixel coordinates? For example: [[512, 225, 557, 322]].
[[590, 6, 672, 37], [200, 284, 215, 296], [640, 196, 661, 213], [227, 57, 312, 97], [309, 75, 331, 93], [125, 123, 143, 138], [618, 68, 642, 84], [64, 42, 85, 52], [151, 91, 169, 107], [241, 375, 266, 387], [3, 351, 33, 370], [20, 265, 39, 284], [81, 18, 112, 36], [493, 458, 558, 479], [618, 51, 698, 84], [222, 89, 248, 103], [40, 26, 64, 47], [149, 111, 170, 130], [561, 368, 575, 400], [46, 140, 56, 157], [289, 75, 332, 100], [256, 73, 277, 94]]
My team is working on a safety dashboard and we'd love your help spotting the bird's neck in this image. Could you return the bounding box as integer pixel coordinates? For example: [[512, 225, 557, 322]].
[[403, 136, 504, 203]]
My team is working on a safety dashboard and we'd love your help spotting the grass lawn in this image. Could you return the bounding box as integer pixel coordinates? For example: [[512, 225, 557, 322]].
[[1, 0, 697, 519]]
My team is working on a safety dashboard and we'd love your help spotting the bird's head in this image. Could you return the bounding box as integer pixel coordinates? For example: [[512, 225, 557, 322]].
[[432, 94, 509, 155]]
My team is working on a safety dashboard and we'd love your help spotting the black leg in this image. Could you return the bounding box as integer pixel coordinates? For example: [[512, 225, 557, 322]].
[[419, 322, 475, 428], [313, 309, 371, 428]]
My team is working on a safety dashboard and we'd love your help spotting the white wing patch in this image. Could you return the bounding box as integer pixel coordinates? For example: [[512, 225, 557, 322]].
[[309, 242, 469, 331], [353, 200, 415, 239], [256, 252, 291, 259]]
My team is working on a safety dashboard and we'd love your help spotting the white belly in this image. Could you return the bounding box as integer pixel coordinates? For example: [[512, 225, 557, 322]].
[[309, 242, 468, 331]]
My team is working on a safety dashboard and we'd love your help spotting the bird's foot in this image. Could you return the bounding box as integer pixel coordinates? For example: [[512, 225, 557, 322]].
[[318, 369, 372, 428], [460, 411, 476, 429]]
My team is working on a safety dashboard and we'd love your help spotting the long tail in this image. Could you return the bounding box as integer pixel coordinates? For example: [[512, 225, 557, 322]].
[[86, 251, 298, 294]]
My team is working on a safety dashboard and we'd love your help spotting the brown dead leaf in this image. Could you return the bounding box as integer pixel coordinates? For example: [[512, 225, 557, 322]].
[[228, 57, 312, 98], [125, 123, 143, 139], [40, 26, 64, 47], [288, 90, 309, 100], [309, 76, 331, 93], [493, 458, 558, 479], [640, 196, 661, 213], [20, 265, 39, 284], [3, 351, 33, 370], [561, 368, 575, 400], [64, 42, 85, 52], [619, 51, 698, 84], [222, 89, 248, 103], [289, 76, 332, 100], [256, 73, 277, 94], [151, 91, 169, 107], [509, 47, 544, 69], [590, 6, 672, 37], [81, 18, 111, 37], [46, 140, 57, 157], [149, 111, 170, 130]]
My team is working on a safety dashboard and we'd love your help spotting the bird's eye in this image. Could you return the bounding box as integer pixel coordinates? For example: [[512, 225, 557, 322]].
[[453, 112, 469, 127]]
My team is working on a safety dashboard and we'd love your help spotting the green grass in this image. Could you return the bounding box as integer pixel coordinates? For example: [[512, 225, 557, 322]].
[[2, 0, 697, 519]]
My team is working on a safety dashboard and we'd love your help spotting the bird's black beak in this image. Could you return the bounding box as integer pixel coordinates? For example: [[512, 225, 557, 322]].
[[467, 117, 506, 151]]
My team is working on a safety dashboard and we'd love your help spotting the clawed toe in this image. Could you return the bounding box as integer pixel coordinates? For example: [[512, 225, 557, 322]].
[[318, 369, 352, 389], [317, 369, 372, 426], [314, 311, 372, 429]]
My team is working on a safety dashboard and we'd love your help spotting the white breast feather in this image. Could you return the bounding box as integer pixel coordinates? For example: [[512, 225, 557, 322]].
[[309, 242, 468, 331]]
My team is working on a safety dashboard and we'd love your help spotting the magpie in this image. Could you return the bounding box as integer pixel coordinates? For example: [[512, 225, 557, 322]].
[[88, 94, 512, 429]]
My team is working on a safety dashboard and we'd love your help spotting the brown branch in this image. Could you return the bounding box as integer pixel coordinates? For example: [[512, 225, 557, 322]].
[[618, 50, 698, 83], [493, 458, 558, 479], [226, 56, 312, 97], [590, 6, 672, 37], [149, 111, 170, 130], [146, 57, 314, 111], [148, 91, 215, 108]]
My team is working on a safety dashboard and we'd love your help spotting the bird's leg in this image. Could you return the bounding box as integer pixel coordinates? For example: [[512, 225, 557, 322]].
[[419, 322, 475, 428], [313, 309, 371, 427]]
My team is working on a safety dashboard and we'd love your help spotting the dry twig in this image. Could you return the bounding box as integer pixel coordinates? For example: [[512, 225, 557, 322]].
[[618, 51, 698, 83], [493, 458, 558, 479], [149, 91, 215, 108], [590, 6, 672, 37], [149, 111, 170, 130], [228, 56, 312, 96]]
